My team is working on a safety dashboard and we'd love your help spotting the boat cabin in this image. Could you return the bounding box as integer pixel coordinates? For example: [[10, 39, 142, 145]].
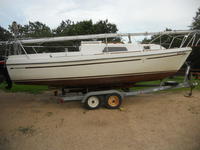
[[80, 41, 165, 55]]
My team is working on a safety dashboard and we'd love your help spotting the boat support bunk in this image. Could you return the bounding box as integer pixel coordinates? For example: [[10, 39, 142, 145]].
[[57, 63, 197, 110]]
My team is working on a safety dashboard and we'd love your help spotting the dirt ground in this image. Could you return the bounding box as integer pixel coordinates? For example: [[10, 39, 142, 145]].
[[0, 90, 200, 150]]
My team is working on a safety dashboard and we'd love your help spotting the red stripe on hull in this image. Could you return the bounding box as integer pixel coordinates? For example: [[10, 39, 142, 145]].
[[0, 61, 5, 65]]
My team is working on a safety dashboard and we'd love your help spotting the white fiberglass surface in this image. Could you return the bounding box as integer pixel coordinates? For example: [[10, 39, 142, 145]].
[[6, 47, 191, 65]]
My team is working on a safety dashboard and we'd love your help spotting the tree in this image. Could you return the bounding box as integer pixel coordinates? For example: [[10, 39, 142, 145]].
[[141, 28, 180, 48], [9, 21, 52, 38], [7, 19, 118, 40], [93, 20, 118, 34], [53, 20, 74, 36], [191, 7, 200, 30], [0, 26, 12, 41], [53, 20, 94, 36], [0, 26, 13, 57], [188, 7, 200, 69], [53, 19, 118, 36], [52, 19, 120, 47]]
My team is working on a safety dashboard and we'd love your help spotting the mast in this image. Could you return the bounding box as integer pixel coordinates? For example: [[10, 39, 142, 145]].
[[11, 21, 22, 55], [19, 30, 194, 44], [0, 30, 199, 44]]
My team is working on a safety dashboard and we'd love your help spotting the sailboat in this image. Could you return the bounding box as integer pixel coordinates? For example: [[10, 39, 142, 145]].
[[2, 30, 199, 88]]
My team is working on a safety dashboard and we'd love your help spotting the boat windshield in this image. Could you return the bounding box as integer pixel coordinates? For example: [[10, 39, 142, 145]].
[[102, 47, 128, 52]]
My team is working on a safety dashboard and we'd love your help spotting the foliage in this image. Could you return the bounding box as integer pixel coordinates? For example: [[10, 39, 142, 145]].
[[94, 20, 118, 34], [187, 46, 200, 69], [133, 76, 200, 92], [142, 7, 200, 69], [6, 19, 118, 39], [191, 7, 200, 30], [189, 7, 200, 69], [9, 21, 52, 38], [0, 26, 13, 41], [17, 126, 35, 136], [53, 19, 118, 36], [53, 19, 119, 43], [0, 19, 119, 53], [54, 20, 92, 36], [0, 82, 48, 94], [0, 26, 13, 56], [1, 76, 199, 94], [142, 28, 183, 48]]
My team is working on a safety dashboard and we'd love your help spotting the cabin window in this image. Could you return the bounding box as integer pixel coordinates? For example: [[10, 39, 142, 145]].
[[143, 46, 150, 49], [103, 47, 128, 52]]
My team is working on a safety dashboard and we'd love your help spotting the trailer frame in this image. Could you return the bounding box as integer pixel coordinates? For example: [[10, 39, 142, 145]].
[[58, 64, 197, 109]]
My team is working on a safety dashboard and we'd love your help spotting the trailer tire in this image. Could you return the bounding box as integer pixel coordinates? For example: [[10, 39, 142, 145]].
[[85, 96, 101, 110], [105, 94, 122, 109]]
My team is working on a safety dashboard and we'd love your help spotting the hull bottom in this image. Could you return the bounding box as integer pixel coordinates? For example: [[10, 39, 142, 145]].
[[14, 71, 176, 88]]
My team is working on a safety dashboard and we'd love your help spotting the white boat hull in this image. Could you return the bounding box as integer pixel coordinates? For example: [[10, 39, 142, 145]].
[[6, 47, 192, 88]]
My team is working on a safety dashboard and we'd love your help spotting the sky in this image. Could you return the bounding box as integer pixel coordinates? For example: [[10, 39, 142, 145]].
[[0, 0, 199, 33]]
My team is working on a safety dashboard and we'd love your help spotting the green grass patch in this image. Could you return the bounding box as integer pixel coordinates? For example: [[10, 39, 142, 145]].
[[17, 126, 35, 136], [45, 112, 53, 117], [0, 82, 48, 94], [132, 76, 200, 92], [0, 76, 199, 94]]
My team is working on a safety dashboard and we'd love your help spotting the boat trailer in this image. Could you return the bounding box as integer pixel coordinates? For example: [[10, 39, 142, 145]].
[[57, 64, 197, 110]]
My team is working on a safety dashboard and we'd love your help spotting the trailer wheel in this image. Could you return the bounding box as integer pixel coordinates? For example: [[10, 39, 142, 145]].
[[105, 94, 122, 109], [85, 96, 101, 110]]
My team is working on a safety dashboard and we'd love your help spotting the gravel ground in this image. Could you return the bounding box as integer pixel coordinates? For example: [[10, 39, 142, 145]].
[[0, 90, 200, 150]]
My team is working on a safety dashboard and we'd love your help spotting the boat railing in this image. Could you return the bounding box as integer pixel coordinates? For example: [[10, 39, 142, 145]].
[[148, 30, 200, 49], [3, 43, 80, 58]]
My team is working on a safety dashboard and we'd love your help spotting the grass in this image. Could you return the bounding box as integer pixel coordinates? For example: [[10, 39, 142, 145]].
[[133, 76, 200, 92], [45, 112, 53, 117], [0, 82, 48, 94], [17, 126, 35, 135], [0, 76, 199, 94]]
